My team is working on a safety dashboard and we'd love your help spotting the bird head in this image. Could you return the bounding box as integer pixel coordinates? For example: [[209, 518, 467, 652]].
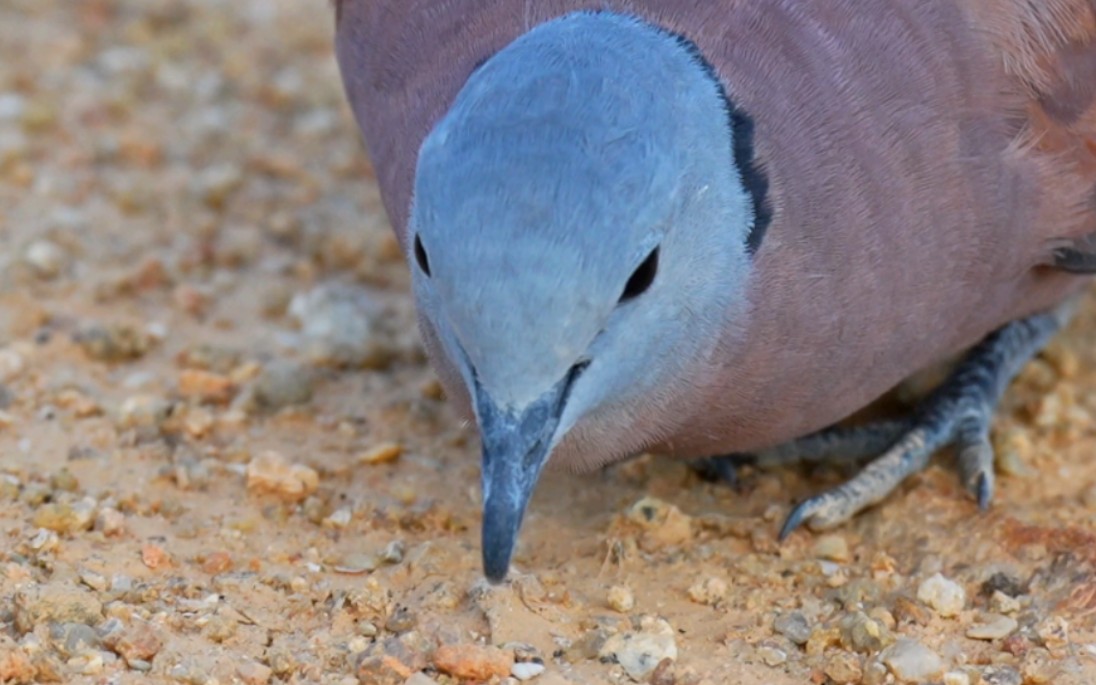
[[408, 11, 764, 581]]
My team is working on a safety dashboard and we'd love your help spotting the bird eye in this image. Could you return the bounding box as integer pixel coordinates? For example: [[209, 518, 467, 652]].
[[414, 234, 431, 276], [619, 246, 659, 302]]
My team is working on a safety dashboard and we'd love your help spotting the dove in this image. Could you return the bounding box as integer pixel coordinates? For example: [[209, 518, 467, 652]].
[[333, 1, 1096, 580]]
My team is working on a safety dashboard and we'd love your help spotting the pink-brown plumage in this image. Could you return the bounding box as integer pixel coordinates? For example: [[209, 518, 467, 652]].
[[334, 0, 1096, 468]]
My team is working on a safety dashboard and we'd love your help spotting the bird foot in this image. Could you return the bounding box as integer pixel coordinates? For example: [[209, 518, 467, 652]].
[[770, 306, 1072, 540]]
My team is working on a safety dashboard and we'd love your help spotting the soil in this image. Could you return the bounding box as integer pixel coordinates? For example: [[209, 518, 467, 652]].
[[0, 1, 1094, 684]]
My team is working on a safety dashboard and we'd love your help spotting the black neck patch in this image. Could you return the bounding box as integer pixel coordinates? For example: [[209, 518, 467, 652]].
[[662, 30, 772, 256]]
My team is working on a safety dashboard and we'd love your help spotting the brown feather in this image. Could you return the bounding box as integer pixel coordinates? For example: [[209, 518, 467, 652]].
[[962, 1, 1096, 238]]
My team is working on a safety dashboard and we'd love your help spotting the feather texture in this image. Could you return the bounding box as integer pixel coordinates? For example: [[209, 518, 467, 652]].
[[334, 0, 1096, 460]]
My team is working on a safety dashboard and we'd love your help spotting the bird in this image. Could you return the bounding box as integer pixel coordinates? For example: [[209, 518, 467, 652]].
[[333, 0, 1096, 581]]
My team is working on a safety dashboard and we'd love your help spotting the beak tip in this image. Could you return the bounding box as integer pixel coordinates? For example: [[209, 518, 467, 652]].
[[483, 568, 510, 584], [481, 529, 515, 583]]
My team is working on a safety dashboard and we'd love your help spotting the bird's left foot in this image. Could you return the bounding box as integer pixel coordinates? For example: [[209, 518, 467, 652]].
[[772, 304, 1074, 539]]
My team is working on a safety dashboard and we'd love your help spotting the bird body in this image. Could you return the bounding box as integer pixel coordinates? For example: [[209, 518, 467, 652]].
[[335, 0, 1096, 578]]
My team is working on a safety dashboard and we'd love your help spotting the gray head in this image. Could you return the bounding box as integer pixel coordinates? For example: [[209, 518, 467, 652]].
[[409, 11, 762, 580]]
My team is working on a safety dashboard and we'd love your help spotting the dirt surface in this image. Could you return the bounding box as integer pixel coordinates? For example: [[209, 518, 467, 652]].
[[1, 2, 1095, 684]]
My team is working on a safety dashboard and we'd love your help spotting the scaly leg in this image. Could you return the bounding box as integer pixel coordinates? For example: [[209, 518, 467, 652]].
[[690, 420, 911, 486], [775, 303, 1075, 539]]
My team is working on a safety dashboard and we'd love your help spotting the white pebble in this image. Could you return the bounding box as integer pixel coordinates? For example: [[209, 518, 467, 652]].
[[756, 643, 788, 667], [882, 639, 944, 683], [23, 239, 66, 278], [511, 662, 545, 681], [0, 348, 25, 382], [943, 671, 971, 685], [989, 590, 1021, 615], [966, 614, 1017, 641], [0, 93, 26, 120], [917, 573, 966, 617], [598, 617, 677, 680], [323, 507, 353, 529]]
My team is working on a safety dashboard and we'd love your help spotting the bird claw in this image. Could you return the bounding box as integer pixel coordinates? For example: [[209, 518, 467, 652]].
[[778, 482, 864, 539], [774, 310, 1066, 542], [779, 497, 823, 540], [976, 473, 993, 510], [958, 437, 995, 510]]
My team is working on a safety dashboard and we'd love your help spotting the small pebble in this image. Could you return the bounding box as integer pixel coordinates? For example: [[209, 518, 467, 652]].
[[989, 590, 1021, 614], [54, 622, 102, 658], [966, 613, 1017, 640], [824, 650, 863, 684], [141, 543, 171, 569], [607, 585, 634, 613], [246, 450, 319, 501], [236, 659, 273, 685], [252, 360, 315, 410], [882, 639, 944, 683], [357, 621, 379, 638], [94, 507, 126, 536], [813, 534, 851, 562], [981, 665, 1021, 685], [73, 651, 106, 675], [1020, 647, 1059, 684], [433, 644, 514, 681], [1034, 616, 1069, 657], [78, 568, 108, 592], [384, 607, 417, 634], [943, 671, 971, 685], [101, 620, 164, 663], [199, 551, 234, 575], [756, 642, 787, 667], [323, 506, 353, 529], [687, 576, 728, 605], [773, 611, 812, 646], [23, 239, 66, 278], [625, 497, 694, 550], [862, 657, 889, 685], [917, 573, 966, 617], [839, 611, 892, 653], [357, 442, 402, 465], [380, 540, 405, 565], [511, 661, 546, 681], [0, 349, 24, 383], [598, 616, 677, 680]]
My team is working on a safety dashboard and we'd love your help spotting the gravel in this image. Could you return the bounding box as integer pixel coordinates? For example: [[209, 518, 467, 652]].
[[882, 639, 945, 683], [0, 2, 1092, 684]]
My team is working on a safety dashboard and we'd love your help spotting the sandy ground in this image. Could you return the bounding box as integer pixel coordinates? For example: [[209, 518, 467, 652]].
[[1, 1, 1095, 684]]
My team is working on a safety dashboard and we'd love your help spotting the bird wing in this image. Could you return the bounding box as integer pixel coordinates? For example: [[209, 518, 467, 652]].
[[963, 0, 1096, 269]]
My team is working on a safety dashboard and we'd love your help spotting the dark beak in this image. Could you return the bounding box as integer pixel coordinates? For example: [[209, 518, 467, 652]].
[[475, 365, 585, 582]]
